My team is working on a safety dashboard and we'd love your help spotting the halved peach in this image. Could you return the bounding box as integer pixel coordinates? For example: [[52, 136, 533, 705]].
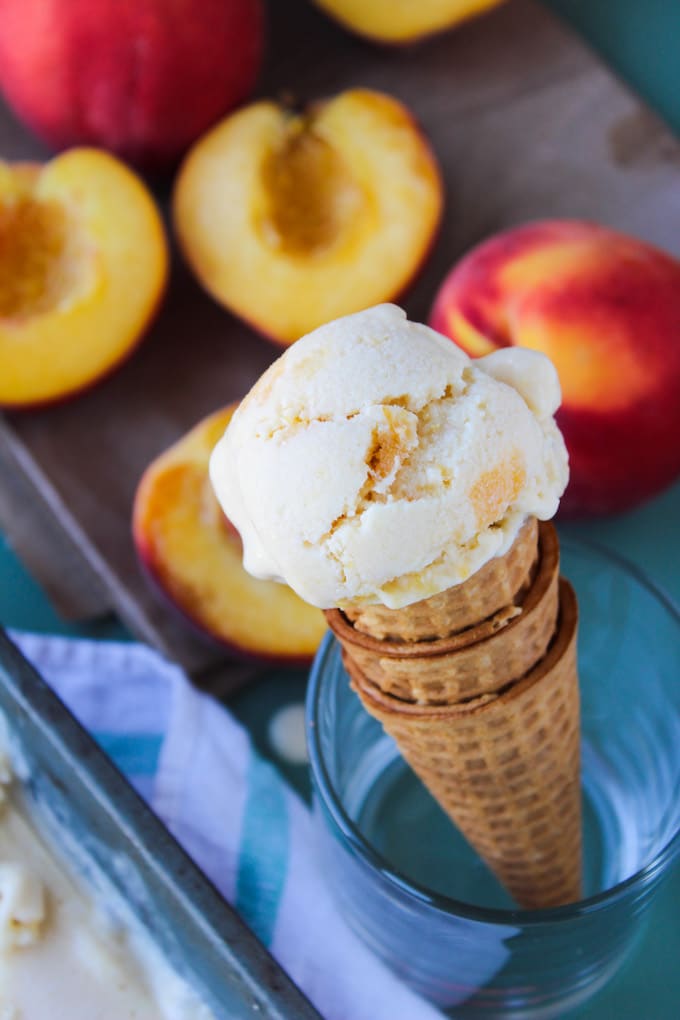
[[172, 88, 443, 345], [133, 404, 328, 663], [0, 149, 167, 408], [311, 0, 506, 44]]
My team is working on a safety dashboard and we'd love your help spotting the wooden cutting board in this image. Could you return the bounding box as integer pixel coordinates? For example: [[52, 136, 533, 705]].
[[2, 0, 680, 691]]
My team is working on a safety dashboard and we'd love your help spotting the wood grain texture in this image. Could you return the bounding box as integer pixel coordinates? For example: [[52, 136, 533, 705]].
[[1, 0, 679, 683]]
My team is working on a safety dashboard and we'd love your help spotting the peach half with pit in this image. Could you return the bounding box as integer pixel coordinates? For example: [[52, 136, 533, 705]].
[[172, 88, 443, 345], [311, 0, 506, 44], [133, 404, 328, 663], [429, 220, 680, 516], [0, 149, 167, 408]]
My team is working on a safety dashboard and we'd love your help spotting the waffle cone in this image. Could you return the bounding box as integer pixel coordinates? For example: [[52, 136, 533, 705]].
[[326, 522, 559, 705], [347, 580, 582, 909], [324, 517, 582, 909], [342, 516, 539, 642]]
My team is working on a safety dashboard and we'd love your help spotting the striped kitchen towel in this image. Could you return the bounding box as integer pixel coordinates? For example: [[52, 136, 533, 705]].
[[11, 630, 448, 1020]]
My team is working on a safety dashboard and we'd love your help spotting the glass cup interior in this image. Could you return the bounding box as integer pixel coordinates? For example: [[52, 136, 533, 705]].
[[306, 537, 680, 1017]]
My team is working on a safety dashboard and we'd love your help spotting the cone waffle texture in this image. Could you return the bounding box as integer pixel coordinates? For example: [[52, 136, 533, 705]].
[[347, 580, 582, 909], [324, 518, 582, 909], [342, 516, 539, 642], [326, 522, 559, 705]]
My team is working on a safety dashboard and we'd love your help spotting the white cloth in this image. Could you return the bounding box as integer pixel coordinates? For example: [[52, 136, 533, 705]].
[[11, 631, 443, 1020]]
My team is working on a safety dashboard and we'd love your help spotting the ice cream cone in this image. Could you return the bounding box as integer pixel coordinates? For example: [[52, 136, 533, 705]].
[[326, 519, 559, 704], [342, 516, 540, 642], [209, 306, 578, 911], [324, 521, 582, 909]]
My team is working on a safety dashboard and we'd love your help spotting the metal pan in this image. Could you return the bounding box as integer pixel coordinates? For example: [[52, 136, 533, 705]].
[[0, 628, 321, 1020]]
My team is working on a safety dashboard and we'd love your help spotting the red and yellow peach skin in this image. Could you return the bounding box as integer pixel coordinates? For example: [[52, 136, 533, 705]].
[[430, 220, 680, 515], [0, 0, 265, 170]]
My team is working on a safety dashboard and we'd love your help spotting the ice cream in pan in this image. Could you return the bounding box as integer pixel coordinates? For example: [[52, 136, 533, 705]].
[[0, 734, 215, 1019], [210, 303, 580, 909]]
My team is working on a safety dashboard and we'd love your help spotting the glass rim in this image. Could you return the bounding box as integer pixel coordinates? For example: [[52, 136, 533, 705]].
[[306, 534, 680, 928]]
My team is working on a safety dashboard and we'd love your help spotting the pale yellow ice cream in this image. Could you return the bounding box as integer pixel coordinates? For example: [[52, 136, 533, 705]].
[[210, 304, 568, 609], [0, 739, 214, 1020]]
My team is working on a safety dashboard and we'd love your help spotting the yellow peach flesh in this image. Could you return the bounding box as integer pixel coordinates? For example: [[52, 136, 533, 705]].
[[0, 194, 94, 319], [312, 0, 506, 42], [259, 122, 365, 256], [134, 407, 327, 661], [173, 89, 442, 344], [0, 149, 167, 407]]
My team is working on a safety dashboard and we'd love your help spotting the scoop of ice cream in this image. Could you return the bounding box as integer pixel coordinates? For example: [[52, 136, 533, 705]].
[[0, 862, 46, 950], [210, 304, 568, 609]]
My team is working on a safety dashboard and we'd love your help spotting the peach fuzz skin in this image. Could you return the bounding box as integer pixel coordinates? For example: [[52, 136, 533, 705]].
[[311, 0, 506, 44], [132, 404, 327, 665], [0, 149, 168, 410], [430, 220, 680, 516], [0, 0, 265, 171], [173, 88, 443, 346]]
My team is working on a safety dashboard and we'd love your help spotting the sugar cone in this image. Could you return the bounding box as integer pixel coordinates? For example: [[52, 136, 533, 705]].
[[324, 520, 582, 909]]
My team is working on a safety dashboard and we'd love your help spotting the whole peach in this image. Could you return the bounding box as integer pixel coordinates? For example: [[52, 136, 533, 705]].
[[429, 220, 680, 516], [0, 0, 264, 171]]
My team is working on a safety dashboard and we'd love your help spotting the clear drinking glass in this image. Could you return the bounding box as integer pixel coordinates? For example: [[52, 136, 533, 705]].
[[306, 537, 680, 1018]]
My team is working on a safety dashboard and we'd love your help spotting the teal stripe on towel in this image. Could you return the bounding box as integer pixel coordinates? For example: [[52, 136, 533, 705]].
[[236, 752, 289, 947], [94, 732, 163, 777]]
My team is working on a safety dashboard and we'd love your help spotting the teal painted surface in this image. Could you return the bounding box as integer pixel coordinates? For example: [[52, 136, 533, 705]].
[[0, 533, 128, 640], [560, 480, 680, 611], [543, 0, 680, 138], [2, 3, 680, 1015]]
